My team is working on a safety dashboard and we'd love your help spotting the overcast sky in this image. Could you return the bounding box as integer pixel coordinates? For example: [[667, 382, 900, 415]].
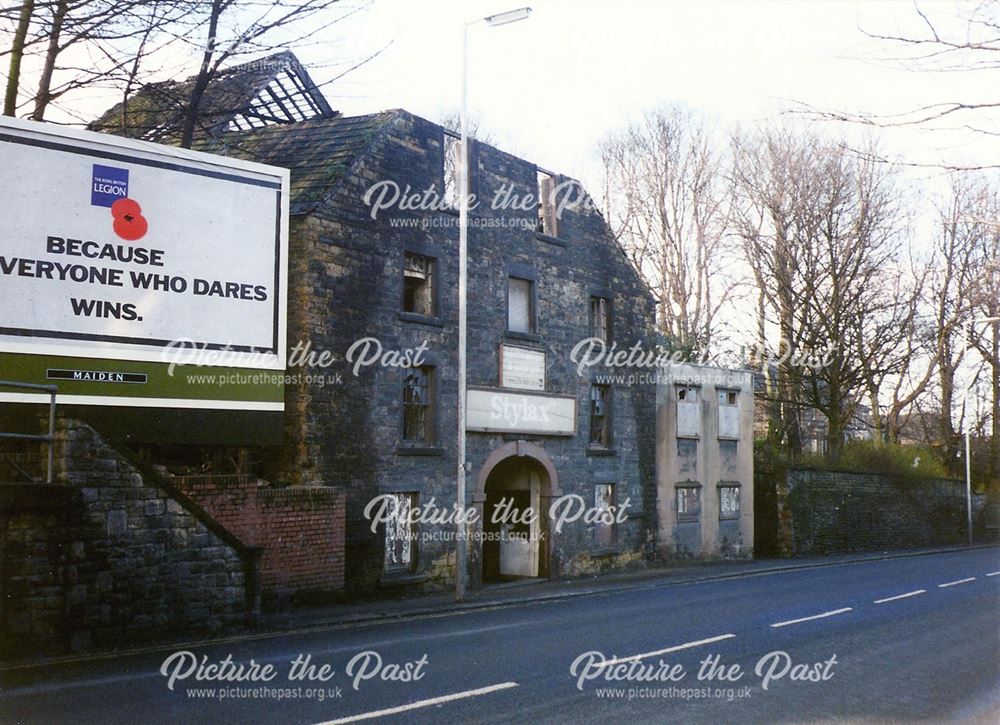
[[313, 0, 998, 191]]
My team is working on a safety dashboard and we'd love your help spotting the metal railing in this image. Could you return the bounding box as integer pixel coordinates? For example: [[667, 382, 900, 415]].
[[0, 381, 57, 483]]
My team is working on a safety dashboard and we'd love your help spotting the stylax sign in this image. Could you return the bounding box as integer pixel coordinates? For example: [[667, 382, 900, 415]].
[[466, 387, 577, 436], [0, 116, 288, 410]]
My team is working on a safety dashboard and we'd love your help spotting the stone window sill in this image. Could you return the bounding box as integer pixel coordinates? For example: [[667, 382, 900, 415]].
[[591, 545, 623, 557], [396, 446, 444, 457], [536, 232, 566, 247], [380, 572, 428, 587], [399, 311, 444, 327], [505, 330, 542, 344], [586, 447, 617, 457]]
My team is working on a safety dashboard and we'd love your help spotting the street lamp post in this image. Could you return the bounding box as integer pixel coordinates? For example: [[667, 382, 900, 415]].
[[963, 316, 1000, 549], [456, 7, 531, 601]]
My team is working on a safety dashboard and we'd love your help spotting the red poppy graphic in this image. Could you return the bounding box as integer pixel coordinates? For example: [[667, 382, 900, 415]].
[[111, 197, 148, 241]]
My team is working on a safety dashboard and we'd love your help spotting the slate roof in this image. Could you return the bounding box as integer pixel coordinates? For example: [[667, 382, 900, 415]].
[[197, 112, 392, 215], [88, 51, 335, 143]]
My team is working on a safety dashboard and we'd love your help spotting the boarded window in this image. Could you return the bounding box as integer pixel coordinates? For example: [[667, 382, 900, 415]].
[[403, 366, 435, 443], [590, 384, 611, 446], [508, 276, 535, 333], [676, 485, 701, 522], [384, 492, 417, 572], [594, 484, 616, 547], [403, 252, 435, 316], [590, 296, 610, 343], [537, 170, 557, 236], [719, 484, 740, 520], [717, 388, 740, 439]]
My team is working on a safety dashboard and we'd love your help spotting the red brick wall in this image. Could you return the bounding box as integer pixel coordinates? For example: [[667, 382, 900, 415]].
[[175, 475, 345, 599]]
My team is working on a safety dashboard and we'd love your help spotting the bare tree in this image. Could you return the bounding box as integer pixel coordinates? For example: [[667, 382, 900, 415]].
[[801, 0, 1000, 170], [964, 184, 1000, 480], [599, 105, 737, 353], [732, 127, 908, 460], [1, 0, 184, 121], [920, 176, 996, 464], [2, 0, 34, 115], [858, 259, 931, 445]]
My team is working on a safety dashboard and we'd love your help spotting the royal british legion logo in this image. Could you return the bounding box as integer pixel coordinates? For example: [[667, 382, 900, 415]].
[[91, 164, 129, 207]]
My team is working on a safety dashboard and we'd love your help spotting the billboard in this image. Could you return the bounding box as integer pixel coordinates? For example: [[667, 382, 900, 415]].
[[0, 116, 288, 410]]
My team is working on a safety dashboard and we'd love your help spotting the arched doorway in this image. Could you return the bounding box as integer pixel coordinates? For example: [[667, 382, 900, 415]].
[[475, 441, 559, 584]]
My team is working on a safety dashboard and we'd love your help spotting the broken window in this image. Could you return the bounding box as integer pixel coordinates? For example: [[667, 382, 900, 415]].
[[537, 169, 557, 236], [443, 132, 461, 210], [676, 385, 701, 438], [594, 483, 617, 548], [718, 390, 738, 406], [384, 492, 417, 572], [590, 296, 611, 343], [403, 252, 435, 316], [590, 384, 612, 447], [719, 484, 740, 520], [508, 276, 535, 333], [403, 366, 435, 444], [676, 485, 701, 522]]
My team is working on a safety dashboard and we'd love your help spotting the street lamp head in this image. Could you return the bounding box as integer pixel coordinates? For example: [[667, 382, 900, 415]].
[[485, 7, 532, 26]]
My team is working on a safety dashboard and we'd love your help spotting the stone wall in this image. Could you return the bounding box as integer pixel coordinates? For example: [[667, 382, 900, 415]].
[[777, 468, 989, 556], [0, 419, 255, 659], [173, 474, 346, 606]]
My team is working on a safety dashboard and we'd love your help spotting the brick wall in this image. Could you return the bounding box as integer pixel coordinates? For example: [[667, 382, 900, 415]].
[[0, 418, 253, 659], [777, 468, 989, 556], [173, 475, 345, 605]]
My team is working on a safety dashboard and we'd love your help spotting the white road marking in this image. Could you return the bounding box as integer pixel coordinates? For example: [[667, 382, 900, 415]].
[[874, 589, 926, 604], [603, 633, 737, 666], [770, 608, 853, 628], [938, 577, 977, 588], [986, 571, 1000, 577], [316, 682, 519, 724]]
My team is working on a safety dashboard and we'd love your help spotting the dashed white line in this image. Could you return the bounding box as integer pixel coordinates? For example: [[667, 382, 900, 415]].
[[938, 577, 977, 588], [874, 589, 926, 604], [770, 607, 853, 628], [986, 571, 1000, 577], [604, 633, 737, 666], [315, 681, 519, 724]]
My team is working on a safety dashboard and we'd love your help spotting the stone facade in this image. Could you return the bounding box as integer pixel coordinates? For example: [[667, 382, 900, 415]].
[[776, 469, 989, 556], [257, 110, 658, 593]]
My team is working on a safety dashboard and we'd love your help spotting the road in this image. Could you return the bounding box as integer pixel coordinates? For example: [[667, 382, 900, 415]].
[[2, 548, 999, 724]]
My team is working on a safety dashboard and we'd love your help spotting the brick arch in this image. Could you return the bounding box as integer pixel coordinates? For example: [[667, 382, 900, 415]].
[[473, 440, 561, 503]]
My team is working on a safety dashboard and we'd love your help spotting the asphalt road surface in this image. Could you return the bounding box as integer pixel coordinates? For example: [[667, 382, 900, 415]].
[[2, 547, 999, 724]]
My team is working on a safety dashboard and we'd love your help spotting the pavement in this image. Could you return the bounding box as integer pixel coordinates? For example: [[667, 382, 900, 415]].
[[2, 545, 998, 723], [2, 543, 995, 670]]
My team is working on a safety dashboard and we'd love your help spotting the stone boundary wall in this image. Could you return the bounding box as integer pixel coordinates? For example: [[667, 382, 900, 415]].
[[173, 475, 345, 605], [777, 468, 989, 556], [0, 420, 254, 659]]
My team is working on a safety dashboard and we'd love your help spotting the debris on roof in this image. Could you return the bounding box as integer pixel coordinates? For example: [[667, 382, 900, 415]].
[[89, 51, 336, 143]]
